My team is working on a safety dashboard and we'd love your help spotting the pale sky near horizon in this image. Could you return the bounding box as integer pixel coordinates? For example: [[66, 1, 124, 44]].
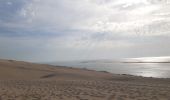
[[0, 0, 170, 62]]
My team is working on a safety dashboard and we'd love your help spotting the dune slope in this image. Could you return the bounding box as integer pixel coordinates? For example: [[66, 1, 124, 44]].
[[0, 59, 113, 80]]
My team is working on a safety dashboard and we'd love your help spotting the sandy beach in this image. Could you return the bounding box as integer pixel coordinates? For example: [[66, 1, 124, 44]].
[[0, 59, 170, 100]]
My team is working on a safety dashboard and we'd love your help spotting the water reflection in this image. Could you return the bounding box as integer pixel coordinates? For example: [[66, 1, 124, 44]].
[[132, 63, 170, 78], [133, 63, 161, 77]]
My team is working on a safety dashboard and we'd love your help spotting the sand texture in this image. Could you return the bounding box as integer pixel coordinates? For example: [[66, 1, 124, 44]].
[[0, 59, 170, 100]]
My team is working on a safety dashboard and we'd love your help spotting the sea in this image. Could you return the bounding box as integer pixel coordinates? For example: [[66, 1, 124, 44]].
[[49, 61, 170, 78]]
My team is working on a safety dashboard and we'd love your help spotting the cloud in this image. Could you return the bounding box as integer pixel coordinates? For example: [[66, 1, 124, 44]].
[[15, 0, 170, 36], [0, 0, 170, 61], [1, 0, 170, 36]]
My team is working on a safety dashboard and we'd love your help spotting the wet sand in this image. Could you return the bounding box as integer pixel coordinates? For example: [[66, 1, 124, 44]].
[[0, 59, 170, 100]]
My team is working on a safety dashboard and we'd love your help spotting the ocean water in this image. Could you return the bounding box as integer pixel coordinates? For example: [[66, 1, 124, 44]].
[[51, 61, 170, 78]]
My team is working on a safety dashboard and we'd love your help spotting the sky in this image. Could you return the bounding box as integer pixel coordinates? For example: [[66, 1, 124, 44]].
[[0, 0, 170, 62]]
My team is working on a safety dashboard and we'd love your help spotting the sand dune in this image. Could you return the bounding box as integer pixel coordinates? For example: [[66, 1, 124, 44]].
[[0, 59, 112, 80], [0, 59, 170, 100]]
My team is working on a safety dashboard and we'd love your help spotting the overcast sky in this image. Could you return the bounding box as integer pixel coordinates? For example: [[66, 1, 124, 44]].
[[0, 0, 170, 62]]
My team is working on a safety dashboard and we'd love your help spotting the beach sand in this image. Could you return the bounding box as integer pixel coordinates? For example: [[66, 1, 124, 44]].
[[0, 59, 170, 100]]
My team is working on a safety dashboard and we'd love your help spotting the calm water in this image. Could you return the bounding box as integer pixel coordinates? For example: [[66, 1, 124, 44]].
[[51, 62, 170, 78]]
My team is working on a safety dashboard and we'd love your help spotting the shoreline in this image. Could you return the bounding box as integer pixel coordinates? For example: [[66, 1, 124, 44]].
[[53, 64, 170, 79], [47, 61, 170, 79]]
